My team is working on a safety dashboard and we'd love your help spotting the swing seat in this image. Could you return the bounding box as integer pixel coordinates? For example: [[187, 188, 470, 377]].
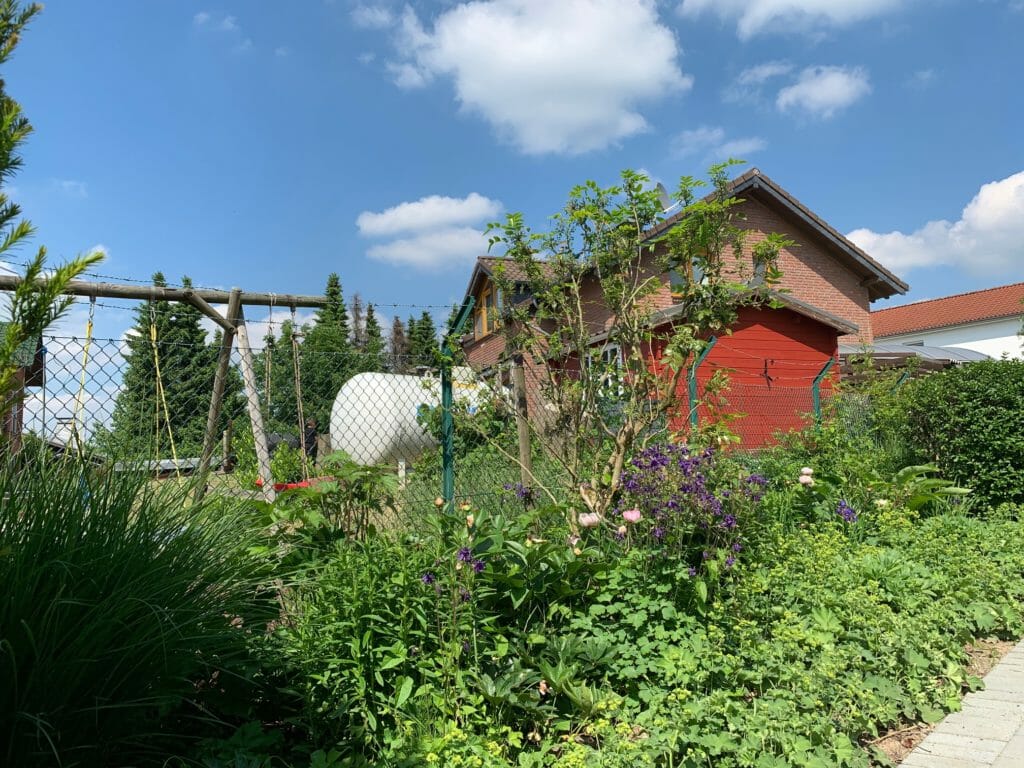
[[254, 475, 335, 492]]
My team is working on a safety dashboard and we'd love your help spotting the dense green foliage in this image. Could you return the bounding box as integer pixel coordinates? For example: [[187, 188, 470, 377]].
[[0, 453, 272, 766], [103, 273, 236, 457], [902, 359, 1024, 507]]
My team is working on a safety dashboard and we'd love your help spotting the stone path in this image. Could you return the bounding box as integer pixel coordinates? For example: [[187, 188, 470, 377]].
[[902, 640, 1024, 767]]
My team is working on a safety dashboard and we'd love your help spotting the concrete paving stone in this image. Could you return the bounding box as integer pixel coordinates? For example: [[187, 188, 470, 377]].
[[983, 675, 1024, 692], [965, 688, 1024, 705], [901, 752, 993, 768], [932, 715, 1020, 742], [912, 732, 1004, 762]]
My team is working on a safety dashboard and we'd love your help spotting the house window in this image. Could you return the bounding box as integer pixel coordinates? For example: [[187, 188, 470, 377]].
[[668, 261, 706, 299], [474, 282, 502, 339], [587, 343, 624, 395]]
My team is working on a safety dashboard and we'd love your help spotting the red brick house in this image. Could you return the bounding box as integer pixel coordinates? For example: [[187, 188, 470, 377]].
[[460, 169, 908, 446]]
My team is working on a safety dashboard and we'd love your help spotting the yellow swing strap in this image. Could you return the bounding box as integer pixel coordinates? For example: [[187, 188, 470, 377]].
[[290, 305, 309, 480], [70, 296, 95, 459], [149, 308, 181, 479]]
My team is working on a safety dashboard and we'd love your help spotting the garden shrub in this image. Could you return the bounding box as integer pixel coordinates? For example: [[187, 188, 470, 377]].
[[0, 451, 273, 766], [903, 359, 1024, 507]]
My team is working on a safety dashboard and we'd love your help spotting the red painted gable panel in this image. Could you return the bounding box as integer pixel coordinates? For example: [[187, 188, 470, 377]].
[[666, 306, 839, 447]]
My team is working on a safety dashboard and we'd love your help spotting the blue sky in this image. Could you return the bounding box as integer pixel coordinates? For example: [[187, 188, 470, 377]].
[[4, 0, 1023, 341]]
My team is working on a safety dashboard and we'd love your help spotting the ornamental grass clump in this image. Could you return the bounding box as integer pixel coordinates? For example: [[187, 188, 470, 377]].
[[0, 451, 271, 767]]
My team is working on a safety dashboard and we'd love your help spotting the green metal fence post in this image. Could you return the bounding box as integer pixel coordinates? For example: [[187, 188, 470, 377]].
[[688, 336, 717, 430], [441, 297, 475, 514], [812, 358, 835, 422]]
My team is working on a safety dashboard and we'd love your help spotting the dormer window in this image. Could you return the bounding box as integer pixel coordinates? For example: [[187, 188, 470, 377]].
[[474, 281, 502, 339]]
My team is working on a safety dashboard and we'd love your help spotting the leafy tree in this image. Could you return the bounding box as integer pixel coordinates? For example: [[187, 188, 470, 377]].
[[301, 273, 353, 428], [106, 275, 223, 457], [0, 2, 101, 415], [486, 163, 788, 517]]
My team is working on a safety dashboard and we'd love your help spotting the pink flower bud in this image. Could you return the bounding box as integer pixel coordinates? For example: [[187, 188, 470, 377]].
[[622, 508, 642, 524]]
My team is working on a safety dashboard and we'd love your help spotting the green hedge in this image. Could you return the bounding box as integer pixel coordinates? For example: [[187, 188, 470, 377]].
[[904, 359, 1024, 508]]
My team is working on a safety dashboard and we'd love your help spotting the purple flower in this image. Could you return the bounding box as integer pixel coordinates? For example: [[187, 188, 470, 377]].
[[457, 547, 473, 563], [732, 542, 742, 552], [652, 526, 665, 540], [725, 555, 736, 568], [421, 572, 436, 585], [836, 499, 858, 523], [687, 567, 697, 577], [472, 559, 485, 574], [459, 587, 471, 603], [702, 550, 712, 561]]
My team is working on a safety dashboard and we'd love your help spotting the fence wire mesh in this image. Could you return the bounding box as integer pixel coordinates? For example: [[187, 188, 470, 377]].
[[9, 301, 870, 515], [15, 326, 464, 511]]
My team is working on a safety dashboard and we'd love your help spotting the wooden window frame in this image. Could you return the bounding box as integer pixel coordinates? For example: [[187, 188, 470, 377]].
[[474, 283, 502, 339]]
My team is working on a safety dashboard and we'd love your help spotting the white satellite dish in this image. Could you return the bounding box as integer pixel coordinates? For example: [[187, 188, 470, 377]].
[[655, 182, 680, 214]]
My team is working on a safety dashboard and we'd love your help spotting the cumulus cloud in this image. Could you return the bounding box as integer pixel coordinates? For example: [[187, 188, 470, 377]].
[[193, 11, 210, 26], [366, 227, 491, 269], [847, 171, 1024, 274], [357, 192, 502, 270], [351, 4, 395, 29], [776, 66, 871, 118], [356, 193, 501, 237], [679, 0, 906, 39], [671, 126, 766, 162], [723, 61, 793, 103], [383, 0, 690, 155]]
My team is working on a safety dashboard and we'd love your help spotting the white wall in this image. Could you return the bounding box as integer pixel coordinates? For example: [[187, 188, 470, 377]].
[[879, 317, 1023, 359]]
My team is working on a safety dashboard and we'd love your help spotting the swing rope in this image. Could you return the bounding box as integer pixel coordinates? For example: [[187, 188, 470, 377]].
[[264, 295, 275, 411], [290, 305, 310, 480], [149, 304, 181, 479], [69, 296, 95, 459]]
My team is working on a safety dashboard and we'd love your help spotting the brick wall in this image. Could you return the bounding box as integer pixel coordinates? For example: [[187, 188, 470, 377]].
[[731, 196, 873, 343]]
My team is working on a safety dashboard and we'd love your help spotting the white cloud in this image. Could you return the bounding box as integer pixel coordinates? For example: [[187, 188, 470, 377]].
[[672, 126, 766, 162], [737, 61, 793, 86], [352, 4, 395, 29], [679, 0, 906, 39], [724, 61, 792, 103], [776, 65, 871, 118], [274, 46, 290, 58], [847, 171, 1024, 274], [366, 228, 489, 269], [385, 0, 690, 155], [194, 12, 251, 53], [55, 179, 88, 198], [356, 193, 501, 237], [906, 68, 935, 89], [357, 192, 501, 270]]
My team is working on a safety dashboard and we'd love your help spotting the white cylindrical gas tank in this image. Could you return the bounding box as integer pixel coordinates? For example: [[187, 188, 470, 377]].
[[330, 373, 441, 466]]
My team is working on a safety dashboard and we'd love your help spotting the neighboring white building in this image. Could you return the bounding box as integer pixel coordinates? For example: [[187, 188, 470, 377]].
[[872, 282, 1024, 360]]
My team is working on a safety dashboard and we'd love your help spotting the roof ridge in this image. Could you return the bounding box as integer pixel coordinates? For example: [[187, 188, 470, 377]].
[[873, 281, 1024, 314]]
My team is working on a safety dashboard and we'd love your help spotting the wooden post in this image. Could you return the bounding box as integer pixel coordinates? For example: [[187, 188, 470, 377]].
[[512, 354, 533, 487], [195, 288, 242, 501], [235, 305, 276, 503]]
